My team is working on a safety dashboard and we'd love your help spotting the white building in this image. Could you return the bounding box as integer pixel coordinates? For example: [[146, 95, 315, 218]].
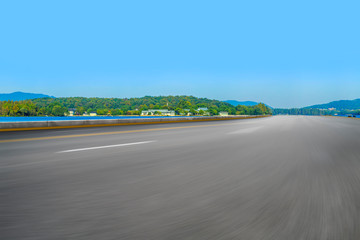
[[66, 108, 76, 116], [219, 111, 228, 116], [141, 109, 175, 116], [197, 107, 208, 112], [83, 112, 97, 116]]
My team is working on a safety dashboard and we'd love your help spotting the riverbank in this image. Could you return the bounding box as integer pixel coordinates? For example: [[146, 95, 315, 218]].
[[0, 115, 269, 131]]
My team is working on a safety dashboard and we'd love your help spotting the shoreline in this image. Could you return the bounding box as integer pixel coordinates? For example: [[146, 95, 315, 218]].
[[0, 115, 269, 132]]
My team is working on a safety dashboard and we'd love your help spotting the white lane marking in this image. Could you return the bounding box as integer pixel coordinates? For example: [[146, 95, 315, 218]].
[[57, 141, 156, 153], [228, 126, 263, 134], [0, 141, 157, 169]]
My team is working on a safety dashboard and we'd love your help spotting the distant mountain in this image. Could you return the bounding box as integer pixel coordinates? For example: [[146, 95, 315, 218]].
[[305, 99, 360, 110], [0, 92, 54, 101], [225, 100, 259, 106], [225, 100, 272, 108]]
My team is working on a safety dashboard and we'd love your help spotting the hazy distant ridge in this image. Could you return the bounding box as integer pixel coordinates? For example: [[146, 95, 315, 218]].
[[0, 92, 54, 101], [225, 100, 260, 106], [225, 100, 272, 109]]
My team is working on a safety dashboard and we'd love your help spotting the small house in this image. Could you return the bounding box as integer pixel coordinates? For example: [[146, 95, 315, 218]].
[[67, 108, 76, 116]]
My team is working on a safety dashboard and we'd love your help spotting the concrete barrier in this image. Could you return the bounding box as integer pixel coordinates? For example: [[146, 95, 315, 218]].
[[0, 115, 270, 131]]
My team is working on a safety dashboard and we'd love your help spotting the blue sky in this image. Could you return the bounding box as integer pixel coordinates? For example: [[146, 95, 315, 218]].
[[1, 0, 359, 108]]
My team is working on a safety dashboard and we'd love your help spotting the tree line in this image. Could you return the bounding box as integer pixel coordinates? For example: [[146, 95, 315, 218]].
[[0, 96, 272, 116], [0, 100, 67, 116]]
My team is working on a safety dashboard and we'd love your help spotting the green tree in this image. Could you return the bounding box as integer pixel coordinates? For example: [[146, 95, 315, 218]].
[[154, 111, 162, 115], [52, 105, 67, 116], [77, 107, 85, 115], [110, 109, 122, 115]]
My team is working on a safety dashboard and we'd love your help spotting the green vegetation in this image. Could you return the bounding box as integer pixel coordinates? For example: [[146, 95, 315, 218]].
[[0, 100, 67, 116], [0, 96, 272, 117]]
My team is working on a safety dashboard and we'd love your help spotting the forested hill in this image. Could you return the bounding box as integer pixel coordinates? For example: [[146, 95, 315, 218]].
[[32, 96, 234, 112], [272, 98, 360, 115], [305, 99, 360, 110], [0, 96, 272, 116]]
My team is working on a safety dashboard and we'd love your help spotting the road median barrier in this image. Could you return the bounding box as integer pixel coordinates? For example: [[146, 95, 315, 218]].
[[0, 115, 270, 132]]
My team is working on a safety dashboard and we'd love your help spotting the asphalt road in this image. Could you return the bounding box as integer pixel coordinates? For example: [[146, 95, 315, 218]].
[[1, 116, 360, 240]]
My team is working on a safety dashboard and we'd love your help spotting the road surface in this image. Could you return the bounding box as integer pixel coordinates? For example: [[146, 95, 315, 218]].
[[1, 116, 360, 239]]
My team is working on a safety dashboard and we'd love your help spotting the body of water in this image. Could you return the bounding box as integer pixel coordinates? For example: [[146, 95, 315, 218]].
[[335, 115, 360, 118], [0, 116, 193, 122]]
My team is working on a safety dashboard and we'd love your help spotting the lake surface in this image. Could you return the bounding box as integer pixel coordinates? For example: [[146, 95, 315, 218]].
[[336, 115, 360, 118], [0, 116, 193, 122]]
